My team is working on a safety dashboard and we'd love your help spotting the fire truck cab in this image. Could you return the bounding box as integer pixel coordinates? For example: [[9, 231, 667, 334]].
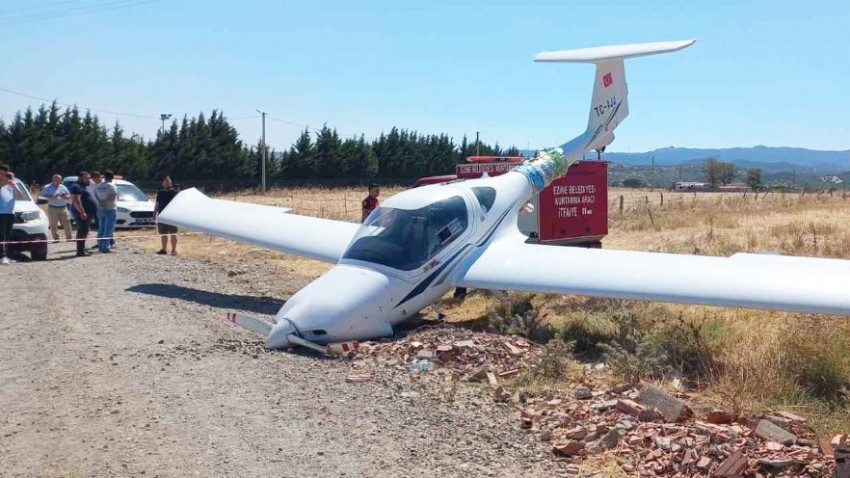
[[414, 156, 608, 247]]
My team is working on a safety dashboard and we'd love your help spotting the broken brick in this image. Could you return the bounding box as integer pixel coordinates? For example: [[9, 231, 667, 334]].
[[775, 410, 807, 423], [616, 399, 643, 417], [498, 368, 520, 378], [764, 441, 784, 451], [820, 437, 834, 457], [696, 456, 712, 471], [706, 409, 734, 425], [638, 386, 693, 423], [713, 450, 747, 477], [552, 440, 584, 456]]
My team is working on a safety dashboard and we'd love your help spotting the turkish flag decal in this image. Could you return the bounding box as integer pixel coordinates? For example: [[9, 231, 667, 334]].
[[603, 72, 613, 88]]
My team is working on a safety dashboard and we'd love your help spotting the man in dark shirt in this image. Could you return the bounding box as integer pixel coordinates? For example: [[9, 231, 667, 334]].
[[153, 176, 179, 255], [361, 183, 380, 222], [69, 171, 98, 257]]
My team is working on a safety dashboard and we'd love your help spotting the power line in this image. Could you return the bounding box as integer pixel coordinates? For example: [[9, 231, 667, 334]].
[[0, 0, 156, 26], [0, 0, 83, 15], [0, 85, 159, 119]]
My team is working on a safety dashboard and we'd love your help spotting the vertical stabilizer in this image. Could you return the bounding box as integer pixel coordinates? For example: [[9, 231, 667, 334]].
[[586, 59, 628, 151], [535, 39, 695, 155]]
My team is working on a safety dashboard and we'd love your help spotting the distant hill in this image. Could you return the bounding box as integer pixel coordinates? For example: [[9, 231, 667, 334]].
[[601, 146, 850, 172]]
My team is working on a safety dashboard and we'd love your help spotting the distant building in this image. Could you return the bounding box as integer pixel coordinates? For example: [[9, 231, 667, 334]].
[[672, 181, 710, 191]]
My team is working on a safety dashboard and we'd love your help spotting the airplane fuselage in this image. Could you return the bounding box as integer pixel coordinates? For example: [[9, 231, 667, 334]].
[[265, 170, 538, 349]]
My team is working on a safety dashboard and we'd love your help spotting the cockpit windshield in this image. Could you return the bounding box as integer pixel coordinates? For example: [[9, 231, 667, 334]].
[[342, 195, 469, 271]]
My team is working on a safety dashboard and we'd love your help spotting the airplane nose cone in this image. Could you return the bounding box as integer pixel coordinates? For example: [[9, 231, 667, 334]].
[[265, 319, 297, 349], [274, 265, 397, 343]]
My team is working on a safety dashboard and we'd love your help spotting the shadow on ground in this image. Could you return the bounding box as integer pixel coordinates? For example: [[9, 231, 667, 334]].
[[127, 283, 285, 315]]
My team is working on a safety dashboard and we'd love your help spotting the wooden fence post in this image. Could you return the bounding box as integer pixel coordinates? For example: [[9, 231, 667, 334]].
[[619, 195, 624, 213]]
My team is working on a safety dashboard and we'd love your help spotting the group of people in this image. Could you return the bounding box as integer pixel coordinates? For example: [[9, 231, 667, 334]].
[[1, 166, 181, 262], [41, 172, 180, 258]]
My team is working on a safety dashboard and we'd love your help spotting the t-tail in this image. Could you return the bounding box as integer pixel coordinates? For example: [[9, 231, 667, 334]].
[[535, 39, 696, 160]]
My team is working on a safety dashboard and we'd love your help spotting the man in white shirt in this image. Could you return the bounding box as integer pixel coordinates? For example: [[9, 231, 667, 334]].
[[93, 170, 118, 253], [38, 174, 73, 241], [0, 164, 23, 265]]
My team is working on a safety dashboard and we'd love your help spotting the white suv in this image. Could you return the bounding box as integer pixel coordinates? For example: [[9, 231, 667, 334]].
[[63, 176, 156, 228], [10, 179, 49, 261]]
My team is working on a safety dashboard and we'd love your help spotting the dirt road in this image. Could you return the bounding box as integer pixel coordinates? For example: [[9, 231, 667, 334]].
[[0, 243, 556, 478]]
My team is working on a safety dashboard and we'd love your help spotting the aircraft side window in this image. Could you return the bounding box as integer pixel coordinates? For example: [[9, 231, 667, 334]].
[[472, 187, 496, 212]]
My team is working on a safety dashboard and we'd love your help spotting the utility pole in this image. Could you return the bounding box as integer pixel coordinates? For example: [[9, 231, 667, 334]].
[[159, 113, 172, 135], [475, 131, 480, 156], [256, 110, 267, 192]]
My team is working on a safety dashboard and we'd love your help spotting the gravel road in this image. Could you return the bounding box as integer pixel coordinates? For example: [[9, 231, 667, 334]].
[[0, 243, 560, 478]]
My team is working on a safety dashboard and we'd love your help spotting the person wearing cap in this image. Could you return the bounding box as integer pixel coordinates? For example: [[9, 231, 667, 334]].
[[39, 174, 73, 242], [361, 183, 380, 222]]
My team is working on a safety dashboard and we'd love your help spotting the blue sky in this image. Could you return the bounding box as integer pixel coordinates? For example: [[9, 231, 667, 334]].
[[1, 0, 849, 153]]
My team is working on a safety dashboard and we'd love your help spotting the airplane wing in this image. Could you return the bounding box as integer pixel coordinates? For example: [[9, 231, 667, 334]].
[[455, 238, 850, 316], [157, 188, 359, 263]]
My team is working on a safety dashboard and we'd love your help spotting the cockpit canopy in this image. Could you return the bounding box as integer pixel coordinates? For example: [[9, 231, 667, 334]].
[[342, 195, 469, 271]]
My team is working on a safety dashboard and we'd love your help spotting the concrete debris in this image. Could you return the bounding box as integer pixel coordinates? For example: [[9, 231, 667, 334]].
[[754, 419, 796, 445], [573, 385, 592, 400], [638, 385, 693, 422]]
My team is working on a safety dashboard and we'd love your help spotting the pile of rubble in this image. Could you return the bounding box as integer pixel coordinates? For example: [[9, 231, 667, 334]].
[[522, 384, 844, 477], [353, 325, 535, 377], [350, 326, 848, 476]]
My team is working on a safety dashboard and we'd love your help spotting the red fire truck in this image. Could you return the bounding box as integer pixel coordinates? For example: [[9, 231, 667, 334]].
[[413, 156, 608, 247]]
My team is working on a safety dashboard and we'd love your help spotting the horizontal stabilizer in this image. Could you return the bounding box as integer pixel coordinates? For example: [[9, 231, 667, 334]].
[[535, 39, 696, 63]]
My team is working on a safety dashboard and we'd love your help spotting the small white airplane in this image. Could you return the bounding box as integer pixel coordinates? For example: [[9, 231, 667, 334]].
[[160, 39, 850, 352]]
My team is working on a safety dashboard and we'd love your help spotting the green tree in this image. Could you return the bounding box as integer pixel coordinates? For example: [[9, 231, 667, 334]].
[[718, 161, 737, 185], [702, 156, 720, 187], [746, 168, 763, 190]]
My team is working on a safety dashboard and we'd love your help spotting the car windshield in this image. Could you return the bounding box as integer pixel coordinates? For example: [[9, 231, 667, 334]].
[[116, 184, 149, 202], [13, 180, 32, 201], [343, 195, 469, 271]]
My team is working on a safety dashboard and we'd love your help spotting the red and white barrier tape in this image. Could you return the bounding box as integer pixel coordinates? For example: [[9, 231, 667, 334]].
[[0, 231, 205, 246]]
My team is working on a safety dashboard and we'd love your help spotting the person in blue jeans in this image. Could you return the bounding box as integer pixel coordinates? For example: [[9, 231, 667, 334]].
[[93, 170, 118, 253]]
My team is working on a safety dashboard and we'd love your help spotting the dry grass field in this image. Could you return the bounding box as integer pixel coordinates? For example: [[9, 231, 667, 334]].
[[134, 185, 850, 434]]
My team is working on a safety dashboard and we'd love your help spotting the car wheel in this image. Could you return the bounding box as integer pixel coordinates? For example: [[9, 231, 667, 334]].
[[31, 242, 48, 261]]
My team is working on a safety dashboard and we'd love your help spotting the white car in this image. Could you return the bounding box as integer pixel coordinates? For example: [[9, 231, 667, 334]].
[[62, 176, 156, 228], [10, 179, 49, 261]]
